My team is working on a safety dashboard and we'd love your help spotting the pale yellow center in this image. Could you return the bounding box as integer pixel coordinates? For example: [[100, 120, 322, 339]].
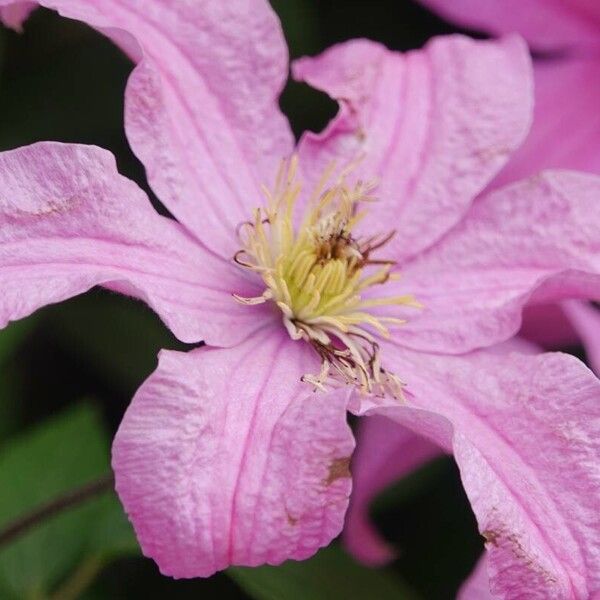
[[233, 156, 421, 400]]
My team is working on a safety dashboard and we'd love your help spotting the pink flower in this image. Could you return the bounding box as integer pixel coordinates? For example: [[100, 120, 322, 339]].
[[1, 1, 600, 596], [415, 0, 600, 362], [345, 5, 600, 595]]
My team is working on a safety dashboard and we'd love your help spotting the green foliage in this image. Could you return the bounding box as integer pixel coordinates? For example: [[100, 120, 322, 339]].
[[371, 457, 482, 599], [269, 0, 320, 58], [0, 10, 131, 152], [46, 293, 180, 393], [0, 317, 35, 367], [0, 318, 37, 439], [0, 403, 137, 599], [230, 545, 419, 600]]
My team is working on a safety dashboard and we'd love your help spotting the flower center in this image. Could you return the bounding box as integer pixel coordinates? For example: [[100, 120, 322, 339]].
[[233, 157, 420, 400]]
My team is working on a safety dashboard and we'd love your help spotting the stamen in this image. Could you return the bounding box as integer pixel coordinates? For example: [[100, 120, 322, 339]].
[[233, 156, 422, 400]]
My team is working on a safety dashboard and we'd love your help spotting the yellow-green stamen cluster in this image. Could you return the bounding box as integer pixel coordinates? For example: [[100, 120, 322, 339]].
[[233, 157, 421, 400]]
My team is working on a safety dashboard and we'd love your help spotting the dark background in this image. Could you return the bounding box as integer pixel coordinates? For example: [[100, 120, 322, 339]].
[[0, 2, 506, 598]]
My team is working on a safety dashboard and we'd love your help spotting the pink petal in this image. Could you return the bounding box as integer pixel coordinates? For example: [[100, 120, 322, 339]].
[[0, 1, 34, 30], [112, 327, 355, 578], [345, 338, 535, 571], [493, 58, 600, 190], [519, 302, 600, 370], [343, 416, 440, 566], [293, 35, 533, 262], [563, 301, 600, 375], [459, 555, 498, 600], [362, 343, 600, 598], [0, 0, 294, 258], [519, 304, 580, 349], [0, 142, 267, 347], [417, 0, 600, 53], [391, 170, 600, 354], [489, 58, 600, 363]]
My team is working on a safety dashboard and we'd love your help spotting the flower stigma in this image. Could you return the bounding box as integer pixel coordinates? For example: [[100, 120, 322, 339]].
[[233, 156, 421, 400]]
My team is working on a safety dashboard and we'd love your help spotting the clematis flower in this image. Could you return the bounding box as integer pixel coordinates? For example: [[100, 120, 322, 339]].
[[1, 1, 600, 596], [347, 2, 600, 584], [415, 0, 600, 361]]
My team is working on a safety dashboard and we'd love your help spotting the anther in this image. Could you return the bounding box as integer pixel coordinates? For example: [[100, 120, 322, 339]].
[[233, 156, 421, 400]]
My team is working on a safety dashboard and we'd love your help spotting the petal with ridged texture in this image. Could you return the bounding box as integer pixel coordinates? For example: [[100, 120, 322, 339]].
[[361, 344, 600, 599], [0, 142, 268, 347], [112, 327, 355, 578], [294, 35, 532, 262], [0, 0, 294, 258], [388, 171, 600, 354]]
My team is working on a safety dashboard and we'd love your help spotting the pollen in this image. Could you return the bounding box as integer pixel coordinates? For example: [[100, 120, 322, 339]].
[[233, 156, 421, 400]]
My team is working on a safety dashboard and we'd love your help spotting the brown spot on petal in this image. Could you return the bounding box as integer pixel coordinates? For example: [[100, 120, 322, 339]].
[[483, 529, 500, 547], [482, 527, 558, 585], [286, 510, 298, 526], [323, 456, 351, 486], [11, 195, 80, 218]]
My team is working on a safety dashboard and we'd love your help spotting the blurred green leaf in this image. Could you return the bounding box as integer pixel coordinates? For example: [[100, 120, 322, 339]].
[[372, 457, 481, 599], [47, 293, 182, 393], [0, 368, 22, 440], [372, 455, 447, 513], [270, 0, 321, 58], [0, 11, 131, 152], [0, 403, 137, 599], [0, 317, 37, 438], [87, 494, 139, 560], [0, 317, 36, 366], [229, 544, 419, 600]]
